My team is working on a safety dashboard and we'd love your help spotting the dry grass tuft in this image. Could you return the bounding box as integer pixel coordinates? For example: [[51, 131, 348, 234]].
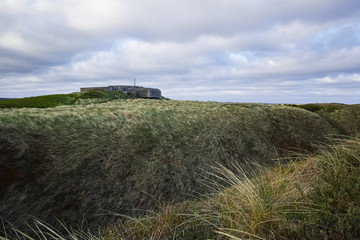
[[110, 138, 360, 240]]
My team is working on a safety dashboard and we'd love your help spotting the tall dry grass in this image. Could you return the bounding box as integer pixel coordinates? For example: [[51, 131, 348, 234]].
[[1, 138, 359, 239], [110, 137, 360, 240]]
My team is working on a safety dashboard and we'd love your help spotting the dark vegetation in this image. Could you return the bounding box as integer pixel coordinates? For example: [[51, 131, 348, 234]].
[[0, 98, 17, 101], [286, 103, 341, 112], [0, 90, 135, 108], [78, 89, 135, 100], [0, 93, 78, 108], [0, 98, 359, 239]]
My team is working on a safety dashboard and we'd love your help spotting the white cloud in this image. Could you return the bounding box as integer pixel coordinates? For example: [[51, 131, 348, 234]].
[[0, 0, 359, 103]]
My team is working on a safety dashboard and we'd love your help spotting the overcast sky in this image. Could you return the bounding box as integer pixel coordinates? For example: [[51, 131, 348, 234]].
[[1, 0, 360, 103]]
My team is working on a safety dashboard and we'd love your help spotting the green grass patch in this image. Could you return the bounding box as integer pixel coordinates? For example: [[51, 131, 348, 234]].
[[285, 103, 340, 112], [0, 90, 137, 108], [0, 93, 79, 108], [78, 89, 135, 100]]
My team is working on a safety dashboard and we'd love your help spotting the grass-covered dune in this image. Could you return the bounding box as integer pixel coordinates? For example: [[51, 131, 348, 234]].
[[287, 103, 360, 136], [109, 137, 360, 240], [0, 99, 352, 235], [0, 90, 134, 108]]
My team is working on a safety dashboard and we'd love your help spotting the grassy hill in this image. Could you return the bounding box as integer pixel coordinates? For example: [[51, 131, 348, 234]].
[[286, 103, 360, 136], [0, 99, 359, 239], [0, 90, 134, 108]]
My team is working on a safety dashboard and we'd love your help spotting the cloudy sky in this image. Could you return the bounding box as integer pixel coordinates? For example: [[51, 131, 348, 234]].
[[1, 0, 360, 103]]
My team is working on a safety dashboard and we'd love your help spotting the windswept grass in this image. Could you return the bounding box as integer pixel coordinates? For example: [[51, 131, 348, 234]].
[[109, 137, 360, 240], [0, 218, 103, 240], [1, 127, 359, 239], [0, 100, 338, 235]]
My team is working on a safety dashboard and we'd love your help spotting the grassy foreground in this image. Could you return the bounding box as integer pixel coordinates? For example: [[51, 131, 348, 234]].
[[0, 99, 358, 238], [2, 138, 359, 239], [106, 137, 360, 240]]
